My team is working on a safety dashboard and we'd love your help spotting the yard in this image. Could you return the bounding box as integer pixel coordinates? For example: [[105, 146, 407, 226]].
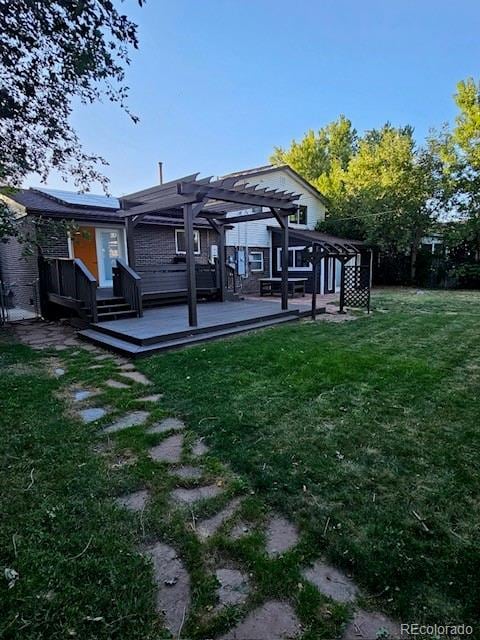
[[1, 289, 479, 639]]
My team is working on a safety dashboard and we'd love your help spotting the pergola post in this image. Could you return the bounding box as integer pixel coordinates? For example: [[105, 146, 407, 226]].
[[279, 213, 289, 311], [183, 203, 198, 326], [208, 219, 226, 302]]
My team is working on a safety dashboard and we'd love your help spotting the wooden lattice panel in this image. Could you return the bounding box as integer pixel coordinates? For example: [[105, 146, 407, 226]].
[[343, 265, 370, 311]]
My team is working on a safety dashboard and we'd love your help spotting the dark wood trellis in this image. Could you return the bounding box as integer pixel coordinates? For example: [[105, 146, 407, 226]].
[[339, 264, 371, 313]]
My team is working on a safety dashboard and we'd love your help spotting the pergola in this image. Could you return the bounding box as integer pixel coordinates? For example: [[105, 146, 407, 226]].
[[120, 174, 302, 327]]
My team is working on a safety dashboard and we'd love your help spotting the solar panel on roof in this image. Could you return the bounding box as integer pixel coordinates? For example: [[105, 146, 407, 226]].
[[35, 187, 120, 209]]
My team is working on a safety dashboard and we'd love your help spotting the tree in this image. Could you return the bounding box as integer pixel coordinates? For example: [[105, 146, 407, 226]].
[[432, 78, 480, 279], [0, 0, 142, 245]]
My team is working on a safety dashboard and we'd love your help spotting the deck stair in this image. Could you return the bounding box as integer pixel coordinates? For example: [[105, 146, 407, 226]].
[[79, 307, 301, 357], [93, 296, 138, 322]]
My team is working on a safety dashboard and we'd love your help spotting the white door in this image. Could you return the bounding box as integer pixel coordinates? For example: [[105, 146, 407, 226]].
[[95, 228, 126, 287]]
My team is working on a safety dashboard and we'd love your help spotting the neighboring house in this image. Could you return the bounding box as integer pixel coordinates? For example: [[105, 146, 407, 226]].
[[0, 165, 362, 315], [221, 164, 358, 294]]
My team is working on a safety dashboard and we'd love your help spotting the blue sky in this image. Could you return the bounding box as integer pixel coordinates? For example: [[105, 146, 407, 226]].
[[38, 0, 480, 195]]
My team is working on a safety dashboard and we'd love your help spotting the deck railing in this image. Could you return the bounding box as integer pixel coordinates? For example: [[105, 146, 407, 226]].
[[38, 256, 98, 322], [112, 258, 143, 317]]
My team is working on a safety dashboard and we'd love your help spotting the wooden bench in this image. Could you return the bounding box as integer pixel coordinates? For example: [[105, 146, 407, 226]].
[[138, 264, 219, 308], [259, 277, 307, 298]]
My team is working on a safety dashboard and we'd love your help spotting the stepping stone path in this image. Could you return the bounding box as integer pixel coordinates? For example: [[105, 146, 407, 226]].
[[145, 542, 191, 638], [302, 560, 358, 603], [147, 417, 185, 434], [171, 484, 223, 505], [219, 600, 301, 640], [136, 394, 163, 403], [149, 434, 184, 463], [192, 438, 209, 457], [72, 389, 96, 402], [265, 515, 299, 557], [115, 489, 149, 512], [230, 522, 252, 541], [103, 410, 150, 434], [196, 497, 242, 541], [342, 609, 402, 640], [215, 568, 250, 609], [105, 379, 130, 390], [119, 370, 151, 385], [79, 407, 107, 423], [172, 465, 203, 480]]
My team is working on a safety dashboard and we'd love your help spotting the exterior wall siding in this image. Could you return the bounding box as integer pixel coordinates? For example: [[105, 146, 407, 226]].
[[0, 218, 39, 310]]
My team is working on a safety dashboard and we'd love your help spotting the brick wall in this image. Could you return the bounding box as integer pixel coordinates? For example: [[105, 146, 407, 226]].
[[133, 224, 216, 267], [226, 246, 270, 295]]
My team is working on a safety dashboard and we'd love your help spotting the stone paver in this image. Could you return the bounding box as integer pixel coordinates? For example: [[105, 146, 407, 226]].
[[105, 379, 130, 389], [103, 410, 150, 434], [171, 484, 223, 505], [342, 609, 402, 640], [79, 407, 107, 423], [120, 362, 136, 371], [119, 370, 151, 385], [136, 394, 163, 403], [53, 367, 65, 377], [302, 561, 358, 603], [115, 489, 149, 512], [172, 465, 203, 480], [94, 354, 111, 361], [220, 600, 301, 640], [147, 417, 185, 434], [191, 439, 209, 457], [230, 522, 252, 541], [196, 497, 242, 541], [215, 568, 250, 609], [72, 389, 96, 402], [145, 542, 190, 638], [149, 434, 184, 463], [265, 515, 299, 557]]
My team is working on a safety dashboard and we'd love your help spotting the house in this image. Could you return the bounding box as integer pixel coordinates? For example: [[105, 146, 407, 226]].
[[0, 166, 365, 337], [221, 164, 359, 295]]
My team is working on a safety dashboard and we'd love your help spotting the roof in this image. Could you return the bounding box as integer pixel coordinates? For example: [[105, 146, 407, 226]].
[[269, 226, 364, 255], [222, 164, 329, 206], [3, 188, 212, 227]]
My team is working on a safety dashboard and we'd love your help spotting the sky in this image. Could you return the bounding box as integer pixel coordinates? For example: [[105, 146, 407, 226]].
[[36, 0, 480, 196]]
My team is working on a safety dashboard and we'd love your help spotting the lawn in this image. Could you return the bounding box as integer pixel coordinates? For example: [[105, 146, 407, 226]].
[[1, 288, 479, 638]]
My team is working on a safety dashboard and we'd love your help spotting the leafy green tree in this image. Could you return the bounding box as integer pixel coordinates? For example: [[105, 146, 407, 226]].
[[0, 0, 142, 246]]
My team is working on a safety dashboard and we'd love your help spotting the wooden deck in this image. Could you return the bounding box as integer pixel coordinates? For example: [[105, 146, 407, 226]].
[[79, 298, 325, 357]]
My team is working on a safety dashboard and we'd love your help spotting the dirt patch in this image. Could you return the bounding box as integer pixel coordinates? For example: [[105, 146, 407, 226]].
[[115, 489, 149, 512], [230, 522, 252, 541], [219, 600, 301, 640]]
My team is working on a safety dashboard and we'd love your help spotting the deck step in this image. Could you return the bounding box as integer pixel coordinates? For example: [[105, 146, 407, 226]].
[[78, 315, 299, 357], [97, 296, 126, 306], [91, 309, 299, 346], [95, 310, 138, 322]]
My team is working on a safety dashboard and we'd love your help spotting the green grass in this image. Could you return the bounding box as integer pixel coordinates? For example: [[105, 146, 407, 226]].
[[135, 289, 480, 628], [1, 288, 479, 638]]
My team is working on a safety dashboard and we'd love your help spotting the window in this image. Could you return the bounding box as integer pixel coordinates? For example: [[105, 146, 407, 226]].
[[175, 229, 200, 255], [249, 251, 264, 272], [277, 246, 312, 272], [289, 205, 307, 225]]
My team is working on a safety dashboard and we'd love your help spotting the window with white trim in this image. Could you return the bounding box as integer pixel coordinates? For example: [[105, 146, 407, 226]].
[[249, 250, 264, 272], [175, 229, 200, 255], [277, 246, 312, 271], [289, 205, 307, 225]]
